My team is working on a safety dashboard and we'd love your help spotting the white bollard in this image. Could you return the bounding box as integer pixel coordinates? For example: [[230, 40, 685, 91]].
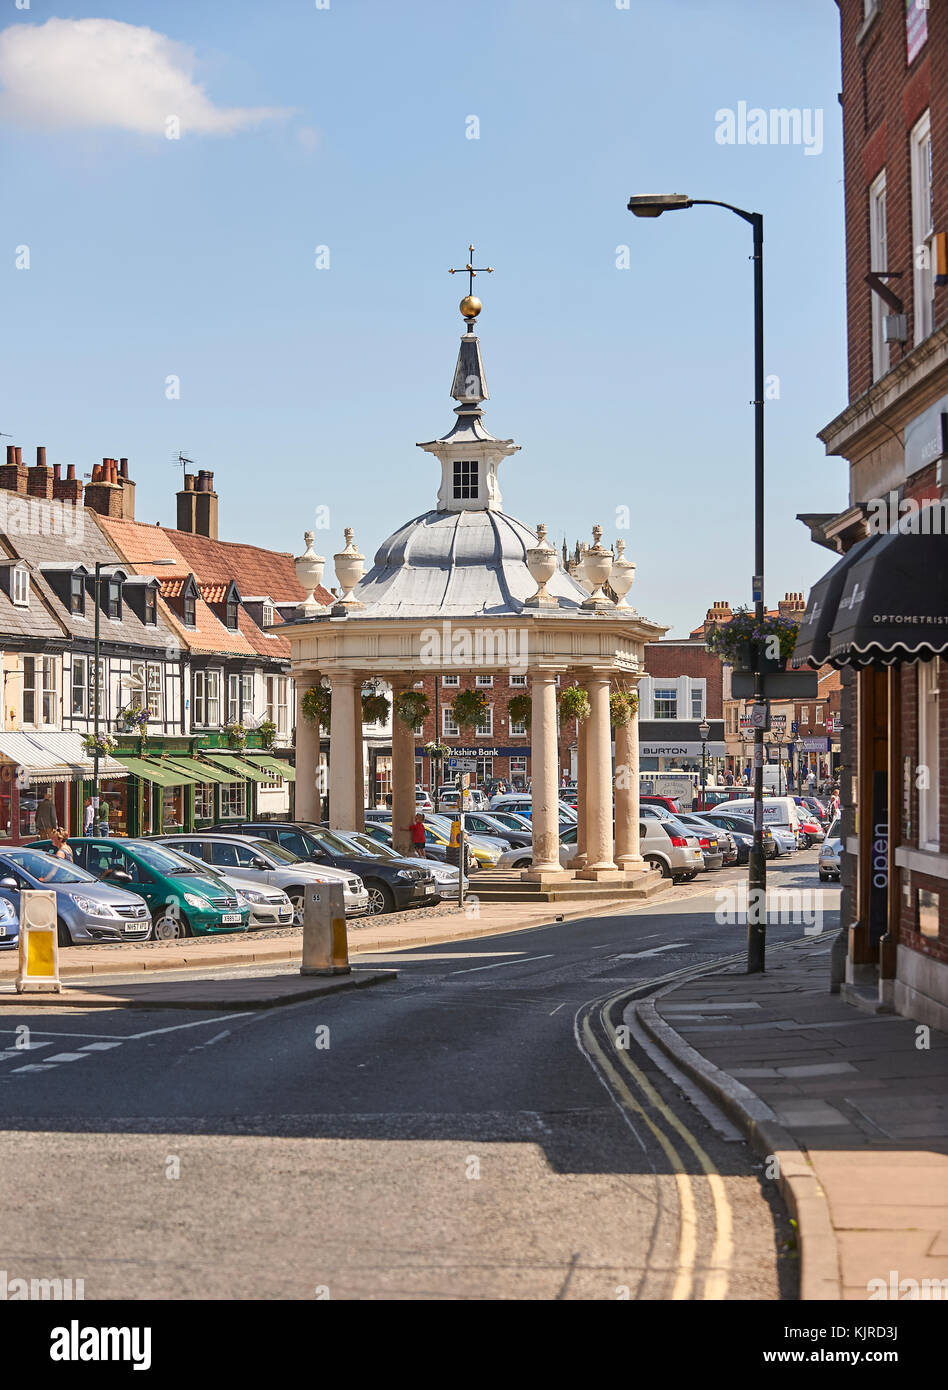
[[300, 881, 350, 976], [16, 890, 60, 994]]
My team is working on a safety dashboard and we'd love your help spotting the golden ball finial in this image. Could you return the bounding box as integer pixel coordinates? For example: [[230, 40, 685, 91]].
[[459, 295, 482, 318]]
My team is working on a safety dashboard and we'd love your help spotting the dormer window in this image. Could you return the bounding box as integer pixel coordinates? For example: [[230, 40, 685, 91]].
[[184, 591, 196, 627], [12, 566, 29, 607], [262, 602, 274, 627], [453, 459, 478, 500], [70, 572, 85, 615], [226, 596, 239, 630], [144, 588, 157, 625], [107, 578, 122, 620]]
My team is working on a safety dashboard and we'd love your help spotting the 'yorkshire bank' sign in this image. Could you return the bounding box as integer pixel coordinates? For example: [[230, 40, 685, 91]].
[[905, 395, 948, 477]]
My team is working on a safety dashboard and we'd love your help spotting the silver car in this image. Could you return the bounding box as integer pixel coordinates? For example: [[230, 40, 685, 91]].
[[0, 846, 151, 946], [156, 834, 369, 924], [819, 816, 842, 881]]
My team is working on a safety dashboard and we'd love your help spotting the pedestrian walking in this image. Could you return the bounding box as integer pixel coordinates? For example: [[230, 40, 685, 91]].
[[83, 798, 96, 835]]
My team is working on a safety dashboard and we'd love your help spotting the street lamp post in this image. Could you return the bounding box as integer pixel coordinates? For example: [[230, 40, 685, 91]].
[[698, 718, 710, 810], [628, 193, 767, 972]]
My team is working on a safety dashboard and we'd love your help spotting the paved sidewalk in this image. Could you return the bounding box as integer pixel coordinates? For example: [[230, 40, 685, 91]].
[[636, 937, 948, 1302]]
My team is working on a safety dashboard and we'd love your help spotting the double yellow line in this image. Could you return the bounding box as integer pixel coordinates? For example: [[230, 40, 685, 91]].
[[576, 974, 735, 1300]]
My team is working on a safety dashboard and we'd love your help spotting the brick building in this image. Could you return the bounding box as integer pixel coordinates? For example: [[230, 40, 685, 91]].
[[795, 0, 948, 1027]]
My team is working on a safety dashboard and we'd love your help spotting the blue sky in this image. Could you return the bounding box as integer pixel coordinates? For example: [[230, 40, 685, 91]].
[[1, 0, 847, 635]]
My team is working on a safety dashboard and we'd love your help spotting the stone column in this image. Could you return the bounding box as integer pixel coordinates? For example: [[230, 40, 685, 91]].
[[352, 679, 365, 831], [294, 675, 321, 822], [615, 697, 646, 874], [391, 682, 417, 856], [522, 671, 570, 880], [568, 692, 587, 869], [577, 673, 622, 880], [328, 672, 357, 830]]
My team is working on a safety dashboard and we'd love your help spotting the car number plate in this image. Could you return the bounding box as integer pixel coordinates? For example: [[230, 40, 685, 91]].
[[221, 913, 241, 923], [123, 922, 142, 933], [425, 884, 437, 893], [0, 925, 6, 937], [279, 908, 293, 919]]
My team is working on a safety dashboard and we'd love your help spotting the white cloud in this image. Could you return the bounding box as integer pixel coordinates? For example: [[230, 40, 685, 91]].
[[0, 17, 291, 136]]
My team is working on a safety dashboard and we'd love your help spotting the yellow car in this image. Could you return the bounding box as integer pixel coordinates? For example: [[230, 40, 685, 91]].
[[423, 819, 501, 868]]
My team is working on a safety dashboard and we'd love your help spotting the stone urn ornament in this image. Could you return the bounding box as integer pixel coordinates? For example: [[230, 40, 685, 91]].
[[333, 527, 365, 609], [580, 523, 615, 610], [294, 531, 326, 616], [525, 522, 557, 607], [610, 538, 637, 609]]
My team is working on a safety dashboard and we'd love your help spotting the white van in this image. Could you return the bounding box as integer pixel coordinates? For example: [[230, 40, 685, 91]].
[[720, 796, 802, 844]]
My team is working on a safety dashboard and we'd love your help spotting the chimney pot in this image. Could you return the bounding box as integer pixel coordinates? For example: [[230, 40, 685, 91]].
[[5, 446, 14, 466], [36, 446, 46, 468], [14, 447, 22, 467], [119, 457, 128, 479], [52, 463, 61, 481]]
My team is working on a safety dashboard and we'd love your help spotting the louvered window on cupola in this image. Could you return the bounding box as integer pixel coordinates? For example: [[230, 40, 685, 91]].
[[453, 459, 478, 499]]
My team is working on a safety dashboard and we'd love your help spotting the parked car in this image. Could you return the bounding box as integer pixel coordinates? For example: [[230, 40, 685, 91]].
[[691, 811, 778, 864], [0, 891, 21, 951], [437, 788, 490, 812], [422, 812, 510, 857], [489, 794, 577, 823], [337, 830, 468, 898], [480, 809, 534, 835], [209, 822, 438, 915], [641, 817, 703, 882], [794, 795, 831, 826], [640, 794, 682, 815], [453, 811, 531, 848], [153, 833, 368, 924], [819, 816, 842, 881], [13, 844, 153, 944], [362, 819, 455, 867], [674, 813, 734, 868], [32, 837, 251, 941], [714, 797, 802, 850]]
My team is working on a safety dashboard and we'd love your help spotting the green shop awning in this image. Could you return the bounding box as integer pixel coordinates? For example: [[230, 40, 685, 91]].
[[112, 755, 200, 788], [198, 751, 270, 782], [244, 754, 296, 782], [162, 757, 234, 785]]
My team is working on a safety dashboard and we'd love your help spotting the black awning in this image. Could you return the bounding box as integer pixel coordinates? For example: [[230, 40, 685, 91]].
[[791, 535, 878, 669], [826, 525, 948, 667]]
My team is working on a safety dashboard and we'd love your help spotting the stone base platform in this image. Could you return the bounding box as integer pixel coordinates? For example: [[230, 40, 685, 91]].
[[469, 868, 667, 904]]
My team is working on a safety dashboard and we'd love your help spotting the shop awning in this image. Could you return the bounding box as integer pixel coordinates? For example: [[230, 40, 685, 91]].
[[243, 753, 296, 781], [198, 751, 269, 782], [0, 732, 128, 784], [825, 526, 948, 667], [790, 535, 878, 669], [164, 757, 234, 785], [112, 755, 200, 787]]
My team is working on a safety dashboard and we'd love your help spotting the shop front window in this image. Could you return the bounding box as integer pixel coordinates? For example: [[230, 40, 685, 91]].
[[219, 782, 247, 819], [194, 782, 215, 823], [161, 785, 186, 832], [98, 777, 129, 838], [18, 779, 64, 840]]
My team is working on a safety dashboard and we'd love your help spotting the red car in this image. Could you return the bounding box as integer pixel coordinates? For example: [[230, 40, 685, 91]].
[[640, 794, 681, 814]]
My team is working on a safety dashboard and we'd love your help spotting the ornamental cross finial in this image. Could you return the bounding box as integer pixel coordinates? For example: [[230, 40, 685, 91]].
[[449, 243, 493, 297]]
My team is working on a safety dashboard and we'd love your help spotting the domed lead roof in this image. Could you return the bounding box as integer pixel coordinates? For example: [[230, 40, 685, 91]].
[[354, 508, 588, 617]]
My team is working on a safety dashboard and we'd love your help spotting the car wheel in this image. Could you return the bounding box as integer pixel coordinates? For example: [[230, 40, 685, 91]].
[[645, 854, 671, 879], [152, 908, 191, 941], [513, 857, 531, 869], [364, 882, 395, 915], [819, 871, 828, 881], [288, 890, 306, 927], [56, 917, 72, 947]]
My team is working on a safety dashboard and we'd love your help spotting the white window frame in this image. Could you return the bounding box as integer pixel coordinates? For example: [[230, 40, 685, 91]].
[[241, 673, 254, 721], [194, 670, 221, 727], [475, 705, 493, 737], [12, 567, 29, 607], [194, 782, 215, 821], [442, 707, 459, 737], [442, 675, 460, 687], [869, 171, 889, 380], [911, 110, 934, 345], [146, 663, 162, 720], [40, 657, 57, 725], [262, 602, 275, 627], [509, 712, 527, 735], [654, 687, 678, 720], [509, 673, 527, 687], [71, 655, 87, 717], [475, 675, 493, 687], [220, 781, 247, 820], [918, 659, 940, 852], [227, 673, 241, 726]]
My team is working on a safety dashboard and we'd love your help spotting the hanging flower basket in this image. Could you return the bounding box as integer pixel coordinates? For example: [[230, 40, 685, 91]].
[[117, 703, 149, 733], [224, 721, 247, 749], [609, 689, 639, 727], [394, 690, 430, 728], [302, 685, 332, 730], [558, 685, 591, 723], [258, 719, 277, 750], [361, 692, 391, 726], [507, 692, 532, 731], [82, 733, 116, 758], [451, 688, 489, 731], [424, 741, 451, 761], [705, 609, 798, 670]]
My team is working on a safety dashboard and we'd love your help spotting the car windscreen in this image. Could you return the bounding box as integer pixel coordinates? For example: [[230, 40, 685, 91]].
[[129, 841, 205, 875], [2, 849, 97, 884], [250, 839, 297, 864], [328, 831, 384, 859], [347, 833, 399, 860], [826, 817, 841, 840], [307, 827, 360, 856], [660, 818, 695, 840]]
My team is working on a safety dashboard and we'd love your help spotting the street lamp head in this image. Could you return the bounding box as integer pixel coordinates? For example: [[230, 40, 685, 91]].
[[698, 719, 711, 739], [627, 193, 693, 218]]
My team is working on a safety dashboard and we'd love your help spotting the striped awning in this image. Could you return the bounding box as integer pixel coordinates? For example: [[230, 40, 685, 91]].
[[243, 753, 296, 781]]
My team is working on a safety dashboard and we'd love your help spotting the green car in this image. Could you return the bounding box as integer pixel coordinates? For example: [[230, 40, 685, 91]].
[[29, 837, 250, 941]]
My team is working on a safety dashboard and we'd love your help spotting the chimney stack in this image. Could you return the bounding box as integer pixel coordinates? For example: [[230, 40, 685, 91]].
[[0, 444, 29, 496], [53, 461, 83, 504], [27, 445, 53, 500], [176, 469, 218, 540], [84, 455, 125, 519]]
